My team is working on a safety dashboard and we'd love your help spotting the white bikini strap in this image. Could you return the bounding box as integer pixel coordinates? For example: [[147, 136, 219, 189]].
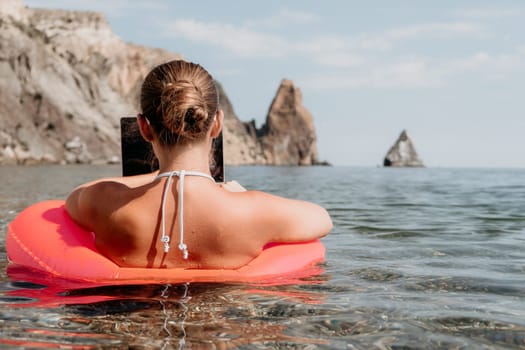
[[178, 170, 187, 259], [156, 170, 214, 259]]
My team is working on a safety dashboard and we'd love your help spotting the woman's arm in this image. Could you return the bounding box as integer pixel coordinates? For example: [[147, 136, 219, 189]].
[[245, 191, 333, 243]]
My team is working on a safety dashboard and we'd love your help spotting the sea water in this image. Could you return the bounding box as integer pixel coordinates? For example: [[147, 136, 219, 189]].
[[0, 165, 524, 349]]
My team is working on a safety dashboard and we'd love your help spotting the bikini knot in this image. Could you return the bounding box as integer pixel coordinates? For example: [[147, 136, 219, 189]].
[[179, 243, 188, 259]]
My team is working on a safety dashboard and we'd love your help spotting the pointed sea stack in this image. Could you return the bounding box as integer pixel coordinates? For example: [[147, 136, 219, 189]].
[[220, 79, 321, 165], [383, 130, 424, 167], [259, 79, 319, 165]]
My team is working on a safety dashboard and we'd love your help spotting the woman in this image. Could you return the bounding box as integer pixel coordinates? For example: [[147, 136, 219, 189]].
[[66, 60, 332, 269]]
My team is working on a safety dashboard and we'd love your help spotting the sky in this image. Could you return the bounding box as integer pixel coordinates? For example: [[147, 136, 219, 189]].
[[25, 0, 525, 167]]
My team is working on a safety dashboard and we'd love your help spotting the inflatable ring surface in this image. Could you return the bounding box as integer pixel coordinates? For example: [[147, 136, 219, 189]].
[[7, 200, 325, 285]]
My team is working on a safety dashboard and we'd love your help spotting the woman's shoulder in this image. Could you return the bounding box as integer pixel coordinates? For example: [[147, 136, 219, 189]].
[[217, 187, 332, 243], [66, 178, 153, 231]]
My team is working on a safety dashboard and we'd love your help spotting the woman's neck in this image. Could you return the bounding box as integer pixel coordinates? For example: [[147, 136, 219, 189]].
[[154, 140, 212, 175]]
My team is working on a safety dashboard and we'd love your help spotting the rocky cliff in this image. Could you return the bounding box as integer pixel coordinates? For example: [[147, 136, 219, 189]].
[[0, 0, 321, 166], [0, 0, 178, 164], [383, 130, 424, 167]]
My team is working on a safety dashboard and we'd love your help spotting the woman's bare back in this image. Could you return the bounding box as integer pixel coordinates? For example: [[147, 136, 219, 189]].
[[67, 173, 331, 269]]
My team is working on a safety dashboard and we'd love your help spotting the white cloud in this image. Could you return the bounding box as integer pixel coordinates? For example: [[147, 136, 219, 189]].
[[211, 67, 244, 77], [244, 8, 320, 29], [313, 52, 365, 67], [301, 46, 525, 91], [449, 47, 525, 72], [300, 58, 442, 90], [385, 21, 484, 40], [293, 36, 348, 55], [163, 17, 485, 68], [292, 36, 366, 67], [454, 8, 523, 20], [165, 20, 288, 57], [378, 60, 441, 87], [161, 11, 524, 90], [349, 21, 485, 51], [165, 20, 367, 67]]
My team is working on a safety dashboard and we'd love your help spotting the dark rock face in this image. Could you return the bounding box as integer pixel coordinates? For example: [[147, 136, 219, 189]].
[[0, 0, 322, 166], [383, 130, 424, 167]]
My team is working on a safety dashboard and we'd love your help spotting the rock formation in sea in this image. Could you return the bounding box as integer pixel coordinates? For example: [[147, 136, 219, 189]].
[[259, 80, 319, 165], [0, 0, 322, 166], [383, 130, 424, 167], [221, 79, 320, 165]]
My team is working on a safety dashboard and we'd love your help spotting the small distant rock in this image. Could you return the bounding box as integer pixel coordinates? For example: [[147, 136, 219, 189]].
[[107, 155, 120, 164], [64, 136, 91, 163], [383, 130, 424, 167], [64, 136, 83, 151]]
